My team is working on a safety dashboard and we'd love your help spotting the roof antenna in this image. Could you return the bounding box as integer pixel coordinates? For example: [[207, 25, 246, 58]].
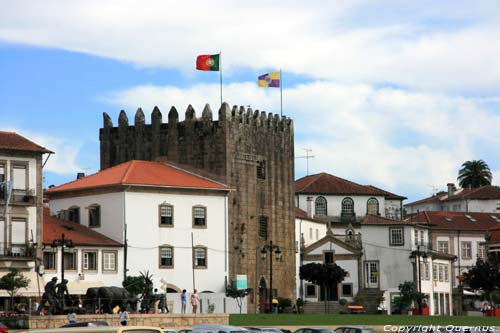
[[427, 184, 437, 196], [296, 148, 315, 176]]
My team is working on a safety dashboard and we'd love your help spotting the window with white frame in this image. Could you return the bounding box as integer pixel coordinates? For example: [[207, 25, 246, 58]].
[[414, 230, 419, 245], [43, 252, 56, 270], [83, 251, 97, 271], [11, 218, 26, 245], [12, 163, 27, 191], [193, 247, 207, 268], [419, 230, 424, 246], [421, 262, 430, 280], [438, 241, 449, 254], [461, 241, 472, 259], [63, 252, 77, 270], [103, 251, 117, 271], [367, 198, 379, 215], [477, 243, 486, 259], [444, 264, 449, 282], [315, 196, 327, 216], [193, 206, 206, 227], [341, 197, 355, 218], [305, 284, 316, 297], [389, 227, 404, 246], [159, 246, 174, 268], [438, 264, 444, 282], [159, 204, 173, 226], [432, 263, 438, 280]]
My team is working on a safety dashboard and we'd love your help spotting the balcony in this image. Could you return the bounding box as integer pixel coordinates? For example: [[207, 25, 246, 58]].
[[0, 243, 36, 259], [413, 241, 433, 252], [0, 189, 36, 205]]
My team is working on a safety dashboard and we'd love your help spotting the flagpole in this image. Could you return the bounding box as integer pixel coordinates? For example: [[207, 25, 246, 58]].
[[219, 52, 223, 106], [280, 69, 283, 117]]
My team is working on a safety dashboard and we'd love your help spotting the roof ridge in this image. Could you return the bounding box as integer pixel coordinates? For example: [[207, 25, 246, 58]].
[[297, 173, 323, 192], [122, 160, 138, 183]]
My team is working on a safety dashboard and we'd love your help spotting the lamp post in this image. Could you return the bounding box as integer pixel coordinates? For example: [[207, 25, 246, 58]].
[[261, 240, 282, 313], [409, 245, 428, 315], [51, 233, 74, 281]]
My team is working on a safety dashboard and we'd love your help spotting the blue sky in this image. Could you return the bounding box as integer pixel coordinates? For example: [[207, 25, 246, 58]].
[[1, 0, 500, 202]]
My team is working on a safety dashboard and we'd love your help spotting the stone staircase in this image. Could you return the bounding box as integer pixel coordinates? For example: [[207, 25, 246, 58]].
[[355, 288, 384, 313]]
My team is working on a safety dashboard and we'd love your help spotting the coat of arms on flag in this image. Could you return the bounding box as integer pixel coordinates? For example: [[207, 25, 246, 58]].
[[258, 72, 280, 87]]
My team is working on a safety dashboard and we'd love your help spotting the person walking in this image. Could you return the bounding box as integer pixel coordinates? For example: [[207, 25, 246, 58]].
[[190, 289, 199, 314], [119, 307, 129, 326], [181, 289, 187, 314]]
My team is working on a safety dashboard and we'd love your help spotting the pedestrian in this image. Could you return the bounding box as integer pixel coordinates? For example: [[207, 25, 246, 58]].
[[181, 289, 187, 314], [482, 302, 490, 316], [190, 289, 199, 314], [68, 310, 77, 324], [119, 307, 129, 326]]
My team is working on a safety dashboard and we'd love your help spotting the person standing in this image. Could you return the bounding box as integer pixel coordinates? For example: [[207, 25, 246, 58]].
[[181, 289, 187, 314], [119, 308, 129, 326], [68, 310, 77, 324], [190, 289, 199, 314]]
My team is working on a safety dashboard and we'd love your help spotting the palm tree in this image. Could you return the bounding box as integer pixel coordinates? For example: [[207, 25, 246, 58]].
[[457, 160, 493, 188]]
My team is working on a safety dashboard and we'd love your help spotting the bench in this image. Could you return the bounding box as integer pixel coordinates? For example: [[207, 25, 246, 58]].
[[347, 305, 366, 314]]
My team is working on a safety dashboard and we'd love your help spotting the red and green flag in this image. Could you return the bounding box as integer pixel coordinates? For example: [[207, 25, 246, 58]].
[[196, 54, 220, 71]]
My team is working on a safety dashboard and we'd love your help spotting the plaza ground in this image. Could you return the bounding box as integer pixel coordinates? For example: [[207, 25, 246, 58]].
[[229, 314, 500, 326]]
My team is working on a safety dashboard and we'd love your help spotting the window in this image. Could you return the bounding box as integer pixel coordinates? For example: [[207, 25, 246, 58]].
[[103, 251, 117, 271], [414, 230, 419, 245], [324, 251, 334, 264], [422, 262, 430, 280], [193, 247, 207, 268], [342, 284, 353, 297], [0, 163, 5, 200], [193, 206, 206, 227], [461, 241, 472, 259], [43, 252, 56, 270], [63, 252, 77, 270], [438, 241, 449, 254], [159, 204, 173, 226], [315, 196, 327, 216], [316, 229, 319, 240], [305, 284, 316, 297], [419, 231, 424, 246], [341, 198, 355, 219], [477, 243, 486, 259], [367, 198, 379, 215], [389, 228, 404, 246], [159, 246, 174, 268], [438, 264, 444, 282], [11, 218, 26, 244], [68, 206, 80, 223], [444, 264, 449, 282], [12, 164, 27, 191], [452, 204, 461, 212], [256, 160, 266, 179], [309, 228, 312, 239], [496, 202, 500, 211], [83, 251, 97, 271], [259, 216, 268, 240], [88, 205, 100, 227], [432, 263, 438, 280]]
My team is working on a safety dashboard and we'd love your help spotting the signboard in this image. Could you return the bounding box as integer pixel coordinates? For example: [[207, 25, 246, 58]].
[[236, 275, 247, 289]]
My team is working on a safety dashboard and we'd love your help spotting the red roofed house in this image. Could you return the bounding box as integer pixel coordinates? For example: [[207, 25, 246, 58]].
[[42, 208, 123, 295], [46, 160, 233, 312], [405, 183, 500, 215]]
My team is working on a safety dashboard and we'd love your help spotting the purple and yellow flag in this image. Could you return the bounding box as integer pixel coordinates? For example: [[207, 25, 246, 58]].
[[258, 72, 280, 88]]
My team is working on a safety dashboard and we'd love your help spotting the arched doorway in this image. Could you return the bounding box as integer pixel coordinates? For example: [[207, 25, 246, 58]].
[[258, 276, 268, 313]]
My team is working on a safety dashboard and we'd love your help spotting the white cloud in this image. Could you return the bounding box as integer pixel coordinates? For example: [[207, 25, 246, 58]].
[[102, 81, 500, 197], [1, 0, 500, 92]]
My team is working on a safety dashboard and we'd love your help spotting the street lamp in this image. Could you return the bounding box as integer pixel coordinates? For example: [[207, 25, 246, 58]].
[[261, 240, 282, 313], [51, 233, 74, 281], [409, 245, 428, 315]]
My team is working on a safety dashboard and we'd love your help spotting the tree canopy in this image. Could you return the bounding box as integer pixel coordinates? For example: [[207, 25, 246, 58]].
[[122, 275, 145, 297], [0, 268, 30, 309], [462, 258, 499, 292], [299, 262, 346, 287], [458, 160, 493, 188]]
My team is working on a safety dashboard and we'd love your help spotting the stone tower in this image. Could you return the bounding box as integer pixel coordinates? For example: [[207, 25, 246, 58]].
[[99, 102, 295, 310]]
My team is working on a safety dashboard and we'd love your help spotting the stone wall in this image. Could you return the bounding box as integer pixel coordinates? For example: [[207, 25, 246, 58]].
[[29, 313, 229, 329], [99, 103, 296, 311]]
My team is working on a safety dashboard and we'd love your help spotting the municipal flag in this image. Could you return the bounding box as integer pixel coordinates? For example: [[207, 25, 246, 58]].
[[258, 72, 280, 87], [196, 54, 220, 71]]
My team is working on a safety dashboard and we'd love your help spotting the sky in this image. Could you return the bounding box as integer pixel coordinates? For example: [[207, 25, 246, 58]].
[[1, 0, 500, 202]]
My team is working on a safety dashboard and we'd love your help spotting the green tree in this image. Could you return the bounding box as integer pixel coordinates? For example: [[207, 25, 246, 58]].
[[458, 160, 493, 188], [122, 275, 145, 298], [225, 286, 249, 314], [299, 262, 346, 313], [462, 258, 499, 292], [398, 281, 426, 314], [0, 268, 30, 310]]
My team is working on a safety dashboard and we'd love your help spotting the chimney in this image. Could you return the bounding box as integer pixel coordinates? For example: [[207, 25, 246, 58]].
[[76, 172, 85, 180], [306, 196, 313, 218], [447, 183, 456, 197]]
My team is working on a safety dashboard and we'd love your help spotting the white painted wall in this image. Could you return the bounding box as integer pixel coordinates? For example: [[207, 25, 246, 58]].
[[297, 194, 387, 218]]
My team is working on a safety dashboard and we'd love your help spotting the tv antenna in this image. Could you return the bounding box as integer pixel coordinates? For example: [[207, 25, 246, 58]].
[[82, 167, 92, 176], [428, 185, 437, 196], [296, 148, 315, 176]]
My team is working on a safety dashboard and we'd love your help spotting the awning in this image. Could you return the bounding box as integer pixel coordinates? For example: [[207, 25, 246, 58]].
[[0, 272, 46, 297], [67, 281, 105, 295]]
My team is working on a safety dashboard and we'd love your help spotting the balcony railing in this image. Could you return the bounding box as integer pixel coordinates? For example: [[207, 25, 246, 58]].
[[0, 189, 36, 205], [0, 243, 36, 259]]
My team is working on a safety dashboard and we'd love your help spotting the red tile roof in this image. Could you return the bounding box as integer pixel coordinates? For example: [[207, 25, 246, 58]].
[[43, 208, 122, 247], [442, 186, 500, 201], [405, 193, 446, 206], [295, 173, 406, 199], [407, 211, 500, 231], [45, 160, 229, 194], [362, 214, 417, 226], [0, 131, 53, 154], [294, 207, 326, 224], [489, 227, 500, 243]]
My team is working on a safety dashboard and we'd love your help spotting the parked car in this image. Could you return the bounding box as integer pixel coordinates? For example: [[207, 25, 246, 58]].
[[294, 328, 334, 333], [0, 322, 8, 333], [60, 321, 109, 328], [164, 329, 177, 333], [335, 327, 373, 333], [247, 328, 283, 333], [178, 330, 192, 333], [194, 324, 250, 333]]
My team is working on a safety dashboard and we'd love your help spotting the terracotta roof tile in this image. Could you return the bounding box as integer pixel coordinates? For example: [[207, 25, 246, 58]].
[[442, 186, 500, 201], [294, 207, 326, 224], [295, 172, 405, 199], [45, 160, 229, 194], [362, 214, 417, 226], [405, 192, 447, 206], [43, 208, 122, 247], [0, 131, 53, 153], [407, 211, 500, 231]]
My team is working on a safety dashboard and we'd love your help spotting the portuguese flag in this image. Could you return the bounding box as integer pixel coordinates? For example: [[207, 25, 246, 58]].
[[196, 54, 220, 71]]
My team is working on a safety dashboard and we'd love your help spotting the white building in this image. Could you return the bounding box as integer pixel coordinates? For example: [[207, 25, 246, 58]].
[[405, 183, 500, 215], [46, 160, 231, 296], [42, 208, 123, 295]]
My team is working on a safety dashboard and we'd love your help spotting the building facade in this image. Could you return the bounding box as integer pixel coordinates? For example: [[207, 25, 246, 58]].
[[98, 104, 296, 308]]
